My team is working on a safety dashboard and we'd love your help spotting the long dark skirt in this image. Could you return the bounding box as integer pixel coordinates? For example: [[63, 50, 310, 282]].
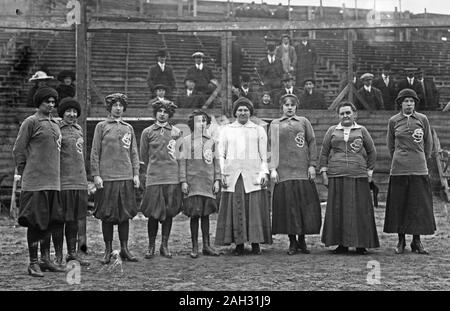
[[384, 175, 436, 235], [272, 179, 322, 235], [60, 189, 88, 222], [321, 177, 379, 248], [182, 195, 218, 218], [215, 176, 273, 246], [140, 184, 182, 222], [19, 190, 63, 230], [94, 180, 137, 224]]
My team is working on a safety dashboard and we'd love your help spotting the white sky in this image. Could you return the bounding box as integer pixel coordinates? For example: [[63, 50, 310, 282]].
[[211, 0, 450, 15]]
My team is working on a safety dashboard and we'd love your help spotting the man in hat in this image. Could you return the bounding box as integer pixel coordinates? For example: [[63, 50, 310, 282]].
[[148, 84, 170, 106], [56, 70, 76, 101], [274, 73, 302, 105], [27, 71, 54, 107], [232, 74, 260, 108], [415, 68, 439, 111], [177, 76, 205, 108], [295, 36, 317, 84], [185, 51, 216, 95], [373, 63, 397, 110], [258, 44, 284, 93], [397, 66, 424, 107], [299, 78, 327, 109], [275, 34, 297, 75], [147, 49, 176, 98], [355, 73, 384, 110]]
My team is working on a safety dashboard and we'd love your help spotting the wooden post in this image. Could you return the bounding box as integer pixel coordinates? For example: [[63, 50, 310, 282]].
[[226, 32, 232, 117], [319, 0, 323, 19], [347, 29, 354, 103], [178, 0, 183, 17], [221, 33, 227, 116], [76, 0, 88, 158], [193, 0, 197, 17]]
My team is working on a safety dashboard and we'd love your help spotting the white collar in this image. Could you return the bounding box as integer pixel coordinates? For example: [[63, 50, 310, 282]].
[[336, 122, 361, 130], [382, 74, 388, 79], [158, 62, 165, 67], [230, 120, 256, 128], [242, 87, 249, 92], [196, 63, 203, 70], [364, 85, 372, 92]]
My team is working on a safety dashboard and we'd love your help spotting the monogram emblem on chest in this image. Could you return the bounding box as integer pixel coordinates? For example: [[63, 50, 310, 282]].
[[75, 137, 84, 154], [349, 138, 363, 153], [412, 128, 424, 143], [295, 132, 305, 148], [122, 133, 131, 149]]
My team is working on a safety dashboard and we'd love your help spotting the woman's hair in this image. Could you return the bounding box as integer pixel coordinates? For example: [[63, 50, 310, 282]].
[[105, 93, 128, 112], [336, 101, 357, 114], [187, 110, 211, 132], [152, 100, 177, 118], [279, 94, 299, 107]]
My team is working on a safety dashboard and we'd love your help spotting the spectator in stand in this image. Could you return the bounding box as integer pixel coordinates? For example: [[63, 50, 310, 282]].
[[177, 76, 205, 109], [56, 70, 76, 101], [354, 73, 384, 110], [232, 74, 260, 108], [397, 66, 424, 107], [260, 91, 277, 108], [274, 3, 288, 19], [260, 2, 273, 18], [295, 36, 317, 84], [146, 49, 176, 99], [185, 51, 217, 95], [299, 78, 327, 109], [148, 84, 170, 106], [274, 73, 302, 105], [258, 44, 284, 93], [275, 34, 297, 75], [27, 71, 54, 108], [416, 68, 440, 111], [373, 63, 397, 110]]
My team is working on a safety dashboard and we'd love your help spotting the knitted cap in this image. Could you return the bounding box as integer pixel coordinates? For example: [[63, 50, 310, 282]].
[[57, 97, 81, 118], [33, 86, 58, 108], [395, 88, 419, 105], [232, 97, 254, 117]]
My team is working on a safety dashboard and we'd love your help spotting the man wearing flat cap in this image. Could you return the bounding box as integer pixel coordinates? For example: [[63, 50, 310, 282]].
[[299, 78, 327, 109], [185, 51, 216, 95], [147, 49, 176, 99], [354, 73, 384, 110], [373, 63, 397, 110], [274, 73, 302, 105], [258, 44, 284, 93], [275, 34, 297, 75], [397, 65, 424, 106]]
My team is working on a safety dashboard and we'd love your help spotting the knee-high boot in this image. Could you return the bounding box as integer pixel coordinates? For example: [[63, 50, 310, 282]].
[[39, 228, 65, 272], [100, 221, 113, 264], [52, 223, 65, 267], [118, 221, 138, 262], [201, 216, 219, 256], [160, 217, 173, 258], [145, 218, 158, 259], [27, 227, 43, 277], [65, 221, 90, 266]]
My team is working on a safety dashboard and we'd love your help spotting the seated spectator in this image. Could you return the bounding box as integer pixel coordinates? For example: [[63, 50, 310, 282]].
[[416, 68, 439, 111], [26, 71, 54, 107], [260, 91, 277, 109], [56, 70, 76, 101], [148, 84, 170, 106], [185, 52, 216, 95], [274, 73, 302, 105], [232, 74, 260, 108], [299, 78, 327, 109], [177, 76, 205, 109], [373, 62, 396, 110], [354, 73, 384, 110]]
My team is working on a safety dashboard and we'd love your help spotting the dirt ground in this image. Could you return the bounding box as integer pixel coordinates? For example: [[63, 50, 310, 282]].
[[0, 197, 449, 291]]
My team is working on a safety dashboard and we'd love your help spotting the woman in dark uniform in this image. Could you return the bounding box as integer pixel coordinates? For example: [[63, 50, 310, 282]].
[[56, 97, 90, 266], [90, 93, 140, 264], [269, 94, 321, 255], [384, 88, 436, 254], [13, 87, 65, 276], [140, 99, 182, 259], [319, 101, 379, 254]]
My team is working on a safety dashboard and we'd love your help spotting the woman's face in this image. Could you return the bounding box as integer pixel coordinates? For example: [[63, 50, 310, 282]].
[[236, 105, 250, 124], [38, 96, 56, 115], [193, 115, 207, 134], [110, 101, 124, 118], [338, 105, 355, 127], [156, 107, 169, 123], [63, 108, 78, 124], [282, 98, 297, 117], [401, 97, 415, 114]]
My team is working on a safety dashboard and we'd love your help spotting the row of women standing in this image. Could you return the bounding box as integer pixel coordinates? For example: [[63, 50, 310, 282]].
[[14, 86, 436, 278]]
